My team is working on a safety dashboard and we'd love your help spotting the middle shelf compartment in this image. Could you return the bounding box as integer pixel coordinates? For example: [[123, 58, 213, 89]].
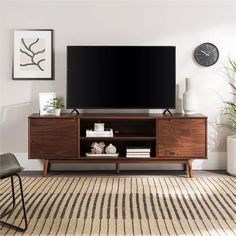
[[80, 140, 157, 158]]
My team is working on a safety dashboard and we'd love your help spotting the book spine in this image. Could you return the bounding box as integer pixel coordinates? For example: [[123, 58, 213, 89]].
[[126, 154, 150, 157], [126, 150, 151, 153], [126, 155, 150, 158], [126, 152, 151, 155]]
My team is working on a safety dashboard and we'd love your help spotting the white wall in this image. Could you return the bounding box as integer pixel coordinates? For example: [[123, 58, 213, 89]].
[[1, 0, 236, 171], [0, 2, 3, 153]]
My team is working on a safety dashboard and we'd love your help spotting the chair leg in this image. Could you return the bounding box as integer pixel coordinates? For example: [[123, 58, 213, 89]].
[[0, 177, 16, 218], [0, 174, 28, 231]]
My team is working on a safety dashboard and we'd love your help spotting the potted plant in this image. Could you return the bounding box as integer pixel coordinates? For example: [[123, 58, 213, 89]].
[[221, 59, 236, 176], [51, 98, 65, 116]]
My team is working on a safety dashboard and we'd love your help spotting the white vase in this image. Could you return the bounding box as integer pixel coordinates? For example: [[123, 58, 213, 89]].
[[227, 135, 236, 176], [105, 144, 117, 154], [54, 108, 61, 116], [183, 78, 198, 115]]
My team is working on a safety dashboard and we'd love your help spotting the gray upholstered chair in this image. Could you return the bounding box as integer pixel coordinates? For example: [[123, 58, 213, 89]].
[[0, 153, 27, 231]]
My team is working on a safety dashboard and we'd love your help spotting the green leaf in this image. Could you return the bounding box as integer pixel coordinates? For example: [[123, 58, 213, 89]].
[[51, 97, 65, 108], [220, 58, 236, 134], [229, 58, 236, 72]]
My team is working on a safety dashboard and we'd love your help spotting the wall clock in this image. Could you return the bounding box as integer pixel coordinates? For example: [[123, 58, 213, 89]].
[[194, 43, 219, 67]]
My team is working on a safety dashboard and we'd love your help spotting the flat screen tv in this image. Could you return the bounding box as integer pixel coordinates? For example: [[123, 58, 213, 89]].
[[67, 46, 176, 109]]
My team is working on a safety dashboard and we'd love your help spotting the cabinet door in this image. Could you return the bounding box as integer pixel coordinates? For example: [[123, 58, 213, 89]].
[[158, 119, 206, 158], [29, 118, 79, 159]]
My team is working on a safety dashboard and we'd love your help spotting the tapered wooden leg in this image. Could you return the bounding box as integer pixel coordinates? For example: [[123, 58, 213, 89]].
[[183, 163, 187, 171], [43, 159, 49, 177], [116, 163, 120, 174], [187, 160, 193, 178]]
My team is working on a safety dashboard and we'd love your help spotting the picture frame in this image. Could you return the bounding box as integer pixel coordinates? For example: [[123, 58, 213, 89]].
[[13, 29, 54, 80], [39, 93, 56, 116]]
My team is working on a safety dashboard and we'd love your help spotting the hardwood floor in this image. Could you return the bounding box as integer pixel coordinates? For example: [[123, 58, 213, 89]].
[[21, 170, 229, 178]]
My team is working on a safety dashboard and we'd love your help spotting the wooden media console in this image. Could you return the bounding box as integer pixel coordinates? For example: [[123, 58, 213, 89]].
[[28, 113, 207, 177]]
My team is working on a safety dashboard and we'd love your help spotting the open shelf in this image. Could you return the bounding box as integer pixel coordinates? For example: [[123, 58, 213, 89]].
[[80, 140, 156, 158], [79, 157, 157, 161], [80, 119, 156, 137]]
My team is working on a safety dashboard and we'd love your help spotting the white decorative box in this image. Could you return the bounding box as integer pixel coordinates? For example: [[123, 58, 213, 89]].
[[86, 129, 113, 137]]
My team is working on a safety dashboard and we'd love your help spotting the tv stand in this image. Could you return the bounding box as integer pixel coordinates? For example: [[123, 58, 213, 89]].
[[28, 113, 207, 177], [163, 109, 172, 116], [70, 108, 80, 115]]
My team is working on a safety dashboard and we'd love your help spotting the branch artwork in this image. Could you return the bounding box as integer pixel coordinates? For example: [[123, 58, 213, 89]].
[[20, 38, 45, 71]]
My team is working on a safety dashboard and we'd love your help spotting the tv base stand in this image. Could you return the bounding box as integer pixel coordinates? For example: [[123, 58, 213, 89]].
[[28, 113, 207, 177], [70, 109, 80, 115], [163, 109, 173, 116]]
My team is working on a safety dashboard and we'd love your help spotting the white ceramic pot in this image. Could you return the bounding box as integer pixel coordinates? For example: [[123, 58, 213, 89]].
[[105, 144, 117, 154], [183, 78, 198, 115], [54, 108, 61, 116], [227, 135, 236, 176]]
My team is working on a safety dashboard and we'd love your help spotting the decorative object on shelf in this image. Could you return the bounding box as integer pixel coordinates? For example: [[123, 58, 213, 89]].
[[86, 129, 113, 137], [183, 78, 198, 115], [39, 92, 56, 116], [105, 144, 117, 154], [51, 97, 64, 116], [85, 153, 119, 157], [91, 142, 106, 154], [13, 29, 54, 80], [94, 123, 105, 132], [221, 59, 236, 176], [194, 42, 219, 67], [126, 146, 151, 158]]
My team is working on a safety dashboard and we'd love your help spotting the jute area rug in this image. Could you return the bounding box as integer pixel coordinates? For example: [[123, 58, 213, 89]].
[[0, 176, 236, 236]]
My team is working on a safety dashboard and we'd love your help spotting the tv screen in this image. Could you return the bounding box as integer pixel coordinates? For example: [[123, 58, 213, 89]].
[[67, 46, 175, 109]]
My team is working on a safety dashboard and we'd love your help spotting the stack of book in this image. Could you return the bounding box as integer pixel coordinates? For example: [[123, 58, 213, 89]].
[[86, 129, 113, 137], [126, 146, 151, 158]]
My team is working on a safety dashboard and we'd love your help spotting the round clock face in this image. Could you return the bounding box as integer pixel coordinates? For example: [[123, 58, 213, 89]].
[[194, 43, 219, 66]]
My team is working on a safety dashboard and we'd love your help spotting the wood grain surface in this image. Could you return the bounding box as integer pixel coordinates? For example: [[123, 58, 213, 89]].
[[28, 114, 207, 177], [158, 118, 206, 158], [29, 118, 78, 159]]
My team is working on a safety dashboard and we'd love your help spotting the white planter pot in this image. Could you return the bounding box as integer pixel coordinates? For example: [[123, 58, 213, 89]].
[[227, 135, 236, 176], [54, 109, 61, 116]]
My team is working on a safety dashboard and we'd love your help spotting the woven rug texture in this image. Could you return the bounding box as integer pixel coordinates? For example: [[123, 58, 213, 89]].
[[0, 176, 236, 236]]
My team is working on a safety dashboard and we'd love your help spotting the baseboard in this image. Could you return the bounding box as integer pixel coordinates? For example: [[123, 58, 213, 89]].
[[11, 152, 227, 171]]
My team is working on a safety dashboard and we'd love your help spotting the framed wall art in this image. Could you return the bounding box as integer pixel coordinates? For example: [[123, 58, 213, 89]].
[[39, 92, 56, 116], [13, 29, 54, 80]]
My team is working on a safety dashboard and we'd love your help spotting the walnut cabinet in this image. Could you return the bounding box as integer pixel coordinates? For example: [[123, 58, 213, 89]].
[[28, 113, 207, 177]]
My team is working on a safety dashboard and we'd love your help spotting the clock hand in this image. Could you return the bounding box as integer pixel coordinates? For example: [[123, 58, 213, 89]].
[[209, 49, 215, 54], [200, 50, 210, 56]]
